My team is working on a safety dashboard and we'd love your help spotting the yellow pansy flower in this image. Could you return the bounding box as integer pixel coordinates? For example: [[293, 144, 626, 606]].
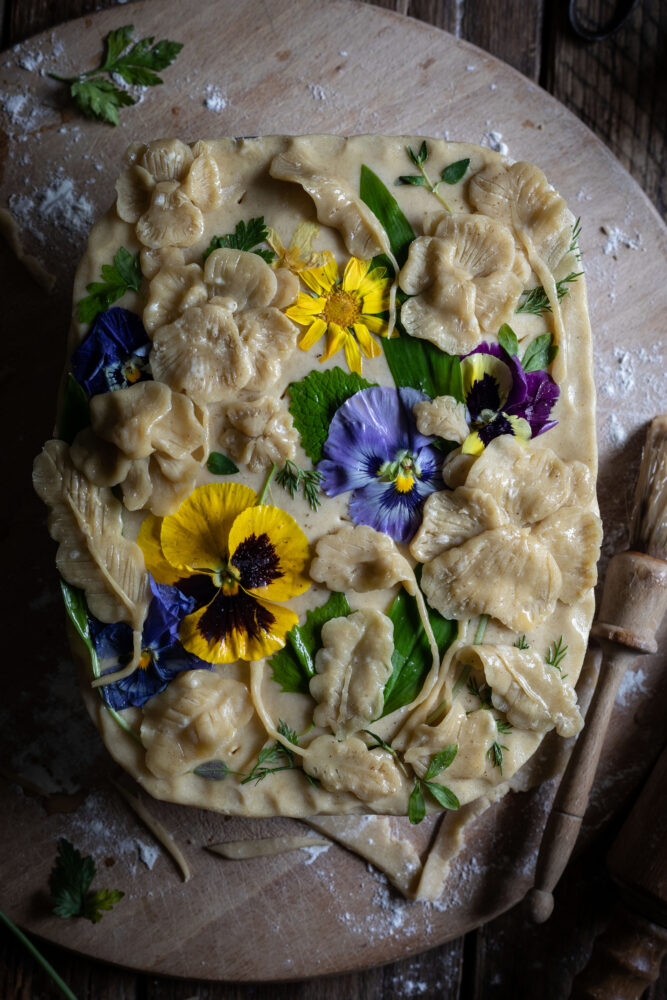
[[285, 252, 391, 375], [137, 483, 310, 663]]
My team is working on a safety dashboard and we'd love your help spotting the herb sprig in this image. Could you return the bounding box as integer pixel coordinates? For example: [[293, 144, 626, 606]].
[[49, 838, 124, 924], [497, 323, 558, 373], [76, 247, 142, 324], [516, 271, 583, 317], [513, 634, 530, 650], [396, 142, 470, 212], [241, 721, 318, 787], [203, 217, 275, 264], [546, 635, 568, 678], [49, 24, 183, 125], [408, 745, 460, 824], [275, 460, 323, 511]]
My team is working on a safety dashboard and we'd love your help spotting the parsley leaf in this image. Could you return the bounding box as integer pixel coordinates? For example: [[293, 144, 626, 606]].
[[288, 367, 376, 463], [76, 247, 142, 324], [203, 217, 275, 264], [49, 24, 183, 125], [270, 592, 351, 694], [49, 838, 123, 924]]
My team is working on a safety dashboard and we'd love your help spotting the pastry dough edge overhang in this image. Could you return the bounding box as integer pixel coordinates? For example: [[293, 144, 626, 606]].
[[43, 135, 599, 826]]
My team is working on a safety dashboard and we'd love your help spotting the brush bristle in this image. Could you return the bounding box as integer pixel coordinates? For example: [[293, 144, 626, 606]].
[[629, 415, 667, 559]]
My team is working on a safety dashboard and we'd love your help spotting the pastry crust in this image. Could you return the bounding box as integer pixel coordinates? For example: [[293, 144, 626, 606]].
[[36, 135, 599, 826]]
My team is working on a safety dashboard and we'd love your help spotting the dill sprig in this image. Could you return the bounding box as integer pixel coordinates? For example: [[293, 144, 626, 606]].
[[545, 635, 568, 678], [516, 271, 583, 317], [570, 217, 582, 260], [488, 740, 509, 774], [513, 634, 530, 649], [275, 459, 323, 511], [241, 720, 317, 786]]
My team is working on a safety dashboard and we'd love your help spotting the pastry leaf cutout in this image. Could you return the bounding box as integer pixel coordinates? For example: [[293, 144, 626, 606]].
[[33, 440, 150, 631]]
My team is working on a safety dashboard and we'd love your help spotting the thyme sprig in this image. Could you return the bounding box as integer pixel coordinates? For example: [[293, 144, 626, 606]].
[[275, 459, 323, 511], [396, 142, 470, 212]]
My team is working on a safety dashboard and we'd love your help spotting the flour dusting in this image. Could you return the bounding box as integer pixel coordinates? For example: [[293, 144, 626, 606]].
[[481, 130, 509, 156], [9, 173, 94, 245], [204, 86, 228, 112]]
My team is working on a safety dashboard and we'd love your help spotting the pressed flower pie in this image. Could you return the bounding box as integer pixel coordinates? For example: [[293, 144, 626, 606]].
[[34, 135, 601, 836]]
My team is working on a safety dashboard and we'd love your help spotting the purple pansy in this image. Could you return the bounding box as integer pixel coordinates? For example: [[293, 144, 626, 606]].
[[318, 386, 443, 544], [93, 578, 211, 710], [72, 307, 151, 397], [460, 342, 559, 454]]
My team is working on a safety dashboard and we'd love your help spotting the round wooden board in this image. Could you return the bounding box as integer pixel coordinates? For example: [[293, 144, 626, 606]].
[[1, 0, 666, 982]]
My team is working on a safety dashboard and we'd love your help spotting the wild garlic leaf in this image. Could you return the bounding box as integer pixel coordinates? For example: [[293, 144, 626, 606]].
[[408, 782, 426, 824], [440, 158, 470, 185], [269, 592, 352, 694], [58, 374, 91, 445], [359, 165, 416, 267], [76, 247, 142, 324], [382, 330, 464, 402], [288, 367, 376, 463]]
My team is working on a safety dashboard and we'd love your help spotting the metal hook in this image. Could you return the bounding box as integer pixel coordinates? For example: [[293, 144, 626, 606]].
[[568, 0, 640, 42]]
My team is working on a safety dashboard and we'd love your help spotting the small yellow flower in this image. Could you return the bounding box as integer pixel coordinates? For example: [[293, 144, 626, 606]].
[[266, 222, 327, 273], [286, 252, 391, 375], [138, 483, 310, 663]]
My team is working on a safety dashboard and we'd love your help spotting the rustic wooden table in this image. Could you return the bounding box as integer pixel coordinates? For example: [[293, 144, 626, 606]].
[[0, 0, 665, 997]]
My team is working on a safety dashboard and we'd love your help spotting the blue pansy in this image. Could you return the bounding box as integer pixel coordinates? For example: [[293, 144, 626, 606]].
[[72, 307, 151, 397]]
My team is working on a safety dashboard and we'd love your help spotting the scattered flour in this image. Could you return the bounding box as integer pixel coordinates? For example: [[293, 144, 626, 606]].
[[17, 50, 43, 72], [204, 85, 228, 112], [606, 412, 628, 447], [8, 173, 94, 244], [465, 64, 476, 71], [307, 83, 327, 101], [138, 840, 161, 870], [616, 667, 650, 707], [302, 842, 331, 865], [481, 130, 509, 156], [601, 225, 643, 255]]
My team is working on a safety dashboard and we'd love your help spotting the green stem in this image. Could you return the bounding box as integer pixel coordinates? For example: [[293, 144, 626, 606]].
[[257, 463, 277, 505], [417, 161, 453, 212], [0, 910, 78, 1000], [473, 614, 489, 645]]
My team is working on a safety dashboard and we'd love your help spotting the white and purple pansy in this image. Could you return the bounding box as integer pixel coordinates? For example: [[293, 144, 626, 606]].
[[72, 307, 152, 397], [460, 342, 559, 455], [92, 578, 212, 710], [318, 386, 443, 544]]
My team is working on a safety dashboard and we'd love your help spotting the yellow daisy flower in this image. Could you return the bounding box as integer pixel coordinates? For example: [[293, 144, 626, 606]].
[[266, 221, 327, 273], [137, 483, 310, 664], [285, 252, 391, 375]]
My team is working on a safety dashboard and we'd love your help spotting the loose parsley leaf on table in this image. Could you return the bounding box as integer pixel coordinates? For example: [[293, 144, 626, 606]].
[[76, 247, 142, 324], [203, 217, 275, 264], [49, 24, 183, 126], [49, 838, 123, 924]]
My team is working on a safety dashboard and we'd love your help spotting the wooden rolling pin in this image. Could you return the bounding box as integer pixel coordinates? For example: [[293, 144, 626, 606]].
[[569, 739, 667, 999], [528, 414, 667, 923]]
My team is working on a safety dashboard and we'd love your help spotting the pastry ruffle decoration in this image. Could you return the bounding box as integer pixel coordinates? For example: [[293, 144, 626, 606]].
[[138, 483, 311, 662], [318, 386, 443, 544]]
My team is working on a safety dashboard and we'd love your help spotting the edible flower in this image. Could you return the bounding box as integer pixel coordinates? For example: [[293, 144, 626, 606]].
[[266, 222, 328, 273], [71, 307, 151, 397], [318, 386, 442, 544], [460, 342, 559, 455], [286, 253, 390, 375], [138, 483, 311, 663], [94, 580, 210, 710]]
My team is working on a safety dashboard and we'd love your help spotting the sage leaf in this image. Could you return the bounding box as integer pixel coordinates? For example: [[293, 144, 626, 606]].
[[193, 760, 231, 781]]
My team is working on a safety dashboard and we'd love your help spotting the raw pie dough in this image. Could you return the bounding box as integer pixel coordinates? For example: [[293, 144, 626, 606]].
[[33, 136, 600, 881]]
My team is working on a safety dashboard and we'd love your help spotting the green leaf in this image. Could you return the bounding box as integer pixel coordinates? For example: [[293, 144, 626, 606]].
[[70, 76, 135, 126], [440, 158, 470, 185], [76, 247, 142, 324], [203, 217, 274, 263], [497, 323, 519, 358], [288, 367, 376, 464], [382, 580, 457, 717], [193, 760, 231, 781], [269, 592, 351, 694], [382, 330, 464, 401], [396, 175, 427, 186], [101, 26, 183, 86], [423, 780, 460, 810], [206, 452, 239, 475], [49, 838, 124, 923], [423, 744, 458, 780], [102, 25, 134, 67], [359, 164, 416, 267], [58, 374, 90, 445], [521, 333, 558, 373], [60, 581, 99, 675], [408, 782, 426, 824], [81, 888, 125, 924]]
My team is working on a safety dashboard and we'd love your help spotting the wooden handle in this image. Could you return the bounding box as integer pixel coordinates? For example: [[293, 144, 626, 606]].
[[527, 645, 633, 922], [569, 901, 667, 999], [592, 551, 667, 653]]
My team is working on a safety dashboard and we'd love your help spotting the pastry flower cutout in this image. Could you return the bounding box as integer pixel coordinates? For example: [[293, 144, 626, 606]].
[[138, 483, 311, 663], [286, 252, 390, 375], [411, 436, 602, 632], [398, 214, 524, 355]]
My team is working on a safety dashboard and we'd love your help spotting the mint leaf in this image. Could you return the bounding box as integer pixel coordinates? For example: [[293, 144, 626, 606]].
[[440, 158, 470, 185], [70, 76, 135, 126], [270, 593, 351, 694], [382, 580, 457, 716], [497, 323, 519, 358], [423, 781, 460, 810], [288, 367, 375, 463], [360, 164, 416, 267], [382, 330, 464, 402], [58, 374, 90, 445], [203, 217, 275, 264], [76, 247, 142, 323], [521, 333, 558, 372], [193, 760, 231, 781], [206, 452, 239, 475], [423, 744, 458, 780]]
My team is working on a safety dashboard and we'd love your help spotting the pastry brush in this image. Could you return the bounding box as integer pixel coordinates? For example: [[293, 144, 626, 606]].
[[528, 414, 667, 923]]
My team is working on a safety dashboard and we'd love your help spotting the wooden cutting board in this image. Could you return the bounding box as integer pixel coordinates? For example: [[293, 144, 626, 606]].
[[1, 0, 666, 982]]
